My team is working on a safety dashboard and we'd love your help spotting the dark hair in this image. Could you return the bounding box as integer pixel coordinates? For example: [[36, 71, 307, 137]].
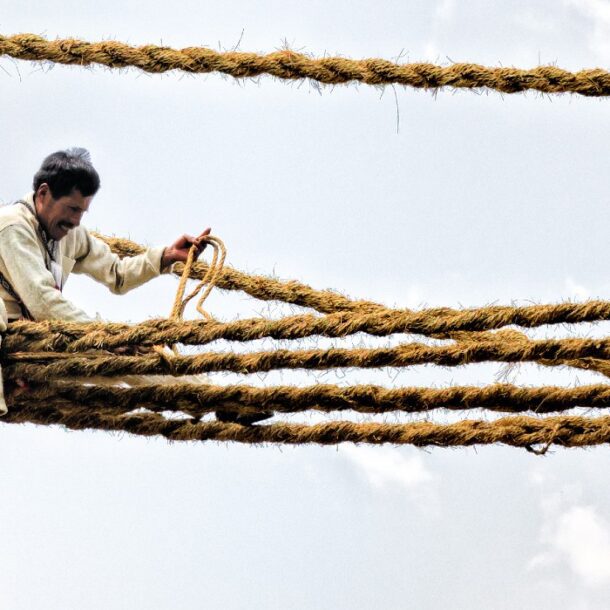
[[33, 148, 101, 199]]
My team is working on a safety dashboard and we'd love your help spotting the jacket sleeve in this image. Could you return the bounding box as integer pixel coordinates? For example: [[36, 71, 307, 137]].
[[0, 299, 8, 415], [72, 229, 167, 295], [0, 224, 92, 322]]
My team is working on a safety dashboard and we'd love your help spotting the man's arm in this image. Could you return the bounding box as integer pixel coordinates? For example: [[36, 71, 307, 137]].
[[0, 225, 92, 322], [72, 229, 166, 295], [73, 228, 212, 294]]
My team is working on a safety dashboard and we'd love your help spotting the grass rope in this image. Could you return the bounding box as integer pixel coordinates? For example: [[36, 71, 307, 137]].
[[9, 382, 610, 415], [5, 333, 610, 380], [7, 299, 610, 354], [1, 34, 609, 96], [4, 402, 610, 449]]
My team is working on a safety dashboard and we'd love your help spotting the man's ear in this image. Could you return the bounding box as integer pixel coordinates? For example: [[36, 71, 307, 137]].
[[36, 183, 50, 202]]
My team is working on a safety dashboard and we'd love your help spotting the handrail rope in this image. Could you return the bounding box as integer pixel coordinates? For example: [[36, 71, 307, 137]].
[[1, 34, 609, 96], [94, 234, 610, 337], [7, 300, 610, 353]]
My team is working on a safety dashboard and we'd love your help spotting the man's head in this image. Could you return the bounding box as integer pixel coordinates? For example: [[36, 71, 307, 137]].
[[32, 148, 101, 240]]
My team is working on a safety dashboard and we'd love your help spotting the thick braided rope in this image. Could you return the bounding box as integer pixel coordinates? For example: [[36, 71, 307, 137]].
[[4, 402, 610, 448], [95, 234, 610, 334], [5, 333, 610, 381], [1, 34, 609, 96], [11, 382, 610, 415], [95, 233, 383, 315], [7, 299, 610, 353]]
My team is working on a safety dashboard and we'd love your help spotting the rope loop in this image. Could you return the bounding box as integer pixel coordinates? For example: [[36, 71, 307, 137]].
[[163, 235, 226, 357], [170, 235, 226, 322]]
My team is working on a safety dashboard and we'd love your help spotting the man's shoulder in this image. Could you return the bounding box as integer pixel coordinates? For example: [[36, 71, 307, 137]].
[[0, 202, 34, 233]]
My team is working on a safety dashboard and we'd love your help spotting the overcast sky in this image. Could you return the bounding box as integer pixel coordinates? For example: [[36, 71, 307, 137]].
[[0, 1, 609, 608]]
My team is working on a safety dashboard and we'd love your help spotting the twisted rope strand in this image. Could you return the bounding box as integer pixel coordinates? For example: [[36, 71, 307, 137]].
[[5, 402, 610, 448], [6, 334, 610, 380], [11, 382, 610, 415], [7, 298, 610, 354], [96, 233, 382, 315], [100, 235, 610, 331], [1, 34, 609, 96]]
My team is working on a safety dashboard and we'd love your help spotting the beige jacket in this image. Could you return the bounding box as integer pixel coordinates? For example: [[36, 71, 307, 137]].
[[0, 192, 166, 322], [0, 192, 168, 414]]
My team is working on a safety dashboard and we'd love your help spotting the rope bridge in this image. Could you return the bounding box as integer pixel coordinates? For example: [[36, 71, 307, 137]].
[[2, 32, 608, 449], [2, 233, 609, 451]]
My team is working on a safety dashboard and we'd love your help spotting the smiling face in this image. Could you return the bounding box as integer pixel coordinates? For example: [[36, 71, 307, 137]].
[[34, 183, 93, 240]]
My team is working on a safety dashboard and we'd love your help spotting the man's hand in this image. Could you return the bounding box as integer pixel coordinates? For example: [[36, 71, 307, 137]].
[[161, 228, 211, 269]]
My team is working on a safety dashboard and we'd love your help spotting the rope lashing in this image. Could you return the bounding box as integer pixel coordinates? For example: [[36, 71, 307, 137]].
[[1, 34, 609, 96]]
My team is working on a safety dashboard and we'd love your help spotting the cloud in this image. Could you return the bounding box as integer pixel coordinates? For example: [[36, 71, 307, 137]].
[[566, 0, 610, 61], [530, 501, 610, 587], [340, 444, 433, 490], [554, 506, 610, 586]]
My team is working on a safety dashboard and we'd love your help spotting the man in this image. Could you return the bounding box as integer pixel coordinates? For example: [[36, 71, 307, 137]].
[[0, 148, 210, 323], [0, 148, 272, 425], [0, 148, 209, 414]]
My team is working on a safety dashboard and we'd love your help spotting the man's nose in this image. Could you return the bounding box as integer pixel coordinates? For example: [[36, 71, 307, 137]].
[[71, 210, 85, 225]]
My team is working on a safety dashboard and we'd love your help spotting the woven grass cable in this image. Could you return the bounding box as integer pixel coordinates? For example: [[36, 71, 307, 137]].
[[96, 233, 385, 315], [5, 333, 610, 381], [4, 402, 610, 448], [1, 34, 609, 96], [7, 298, 610, 354], [10, 382, 610, 415], [99, 234, 610, 329]]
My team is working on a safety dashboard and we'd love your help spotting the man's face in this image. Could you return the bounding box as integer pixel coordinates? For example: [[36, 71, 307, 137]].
[[35, 184, 93, 241]]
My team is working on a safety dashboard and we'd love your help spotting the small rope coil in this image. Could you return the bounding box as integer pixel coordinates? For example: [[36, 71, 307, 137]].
[[158, 235, 226, 358], [169, 235, 226, 322]]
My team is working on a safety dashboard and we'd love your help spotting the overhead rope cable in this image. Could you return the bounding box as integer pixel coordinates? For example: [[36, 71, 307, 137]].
[[1, 33, 609, 96]]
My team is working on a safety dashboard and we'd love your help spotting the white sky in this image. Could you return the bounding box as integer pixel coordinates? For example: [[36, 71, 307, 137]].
[[0, 1, 609, 608]]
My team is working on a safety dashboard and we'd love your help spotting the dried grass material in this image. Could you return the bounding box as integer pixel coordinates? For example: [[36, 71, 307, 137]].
[[8, 382, 610, 416], [1, 34, 609, 96], [5, 402, 610, 449], [5, 334, 610, 380]]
